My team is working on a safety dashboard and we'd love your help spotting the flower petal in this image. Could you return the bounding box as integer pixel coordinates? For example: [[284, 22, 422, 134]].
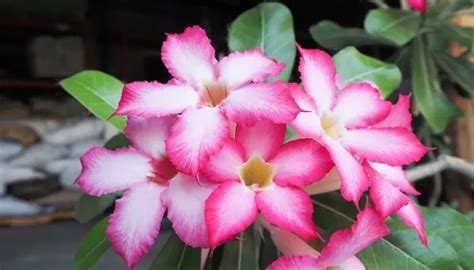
[[218, 48, 284, 89], [107, 182, 166, 269], [340, 127, 428, 166], [323, 137, 368, 204], [77, 147, 152, 196], [289, 83, 317, 112], [205, 181, 257, 248], [163, 173, 215, 248], [291, 111, 323, 138], [221, 82, 299, 125], [314, 205, 389, 269], [115, 81, 199, 117], [200, 139, 245, 183], [161, 26, 217, 87], [270, 139, 333, 187], [367, 164, 410, 218], [268, 225, 319, 257], [166, 107, 228, 176], [375, 94, 412, 129], [297, 45, 336, 112], [235, 120, 285, 161], [267, 256, 318, 270], [338, 257, 366, 270], [256, 185, 319, 240], [397, 200, 428, 246], [125, 116, 175, 159], [304, 169, 341, 195], [332, 82, 391, 128], [367, 162, 419, 195]]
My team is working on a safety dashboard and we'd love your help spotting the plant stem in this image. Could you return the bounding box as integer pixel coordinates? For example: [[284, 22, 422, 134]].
[[370, 0, 389, 9]]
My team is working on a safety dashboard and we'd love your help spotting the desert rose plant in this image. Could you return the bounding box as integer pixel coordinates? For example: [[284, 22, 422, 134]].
[[61, 2, 474, 270]]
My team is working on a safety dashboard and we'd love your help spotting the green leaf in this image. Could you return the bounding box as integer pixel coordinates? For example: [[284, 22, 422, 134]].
[[104, 133, 131, 150], [73, 217, 111, 270], [421, 207, 474, 269], [149, 232, 200, 270], [312, 193, 474, 269], [258, 231, 280, 269], [436, 20, 474, 47], [74, 193, 118, 223], [309, 20, 396, 50], [433, 52, 474, 98], [384, 220, 460, 270], [333, 47, 402, 98], [429, 0, 474, 18], [228, 2, 295, 82], [312, 194, 429, 269], [218, 227, 257, 270], [59, 70, 126, 130], [411, 37, 462, 133], [364, 9, 421, 46]]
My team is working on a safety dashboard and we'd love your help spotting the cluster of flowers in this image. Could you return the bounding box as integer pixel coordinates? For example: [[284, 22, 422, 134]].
[[77, 26, 428, 270]]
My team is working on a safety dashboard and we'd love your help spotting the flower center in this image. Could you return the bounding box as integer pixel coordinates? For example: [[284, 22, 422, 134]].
[[203, 83, 228, 107], [149, 157, 178, 185], [239, 156, 274, 190], [320, 111, 345, 139]]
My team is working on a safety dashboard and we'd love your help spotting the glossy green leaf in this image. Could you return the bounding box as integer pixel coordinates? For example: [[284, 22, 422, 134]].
[[149, 232, 200, 270], [364, 9, 421, 46], [333, 47, 402, 98], [218, 227, 257, 270], [312, 194, 428, 269], [103, 133, 131, 150], [384, 221, 460, 270], [59, 70, 126, 130], [411, 37, 462, 133], [73, 217, 111, 270], [74, 193, 118, 223], [312, 193, 474, 269], [310, 20, 396, 50], [421, 207, 474, 269], [228, 2, 295, 82], [434, 52, 474, 98]]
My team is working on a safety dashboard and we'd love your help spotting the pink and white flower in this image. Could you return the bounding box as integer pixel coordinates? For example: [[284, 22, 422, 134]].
[[202, 120, 334, 248], [115, 26, 299, 177], [76, 116, 215, 269], [290, 46, 428, 206], [266, 204, 390, 270], [363, 94, 427, 246]]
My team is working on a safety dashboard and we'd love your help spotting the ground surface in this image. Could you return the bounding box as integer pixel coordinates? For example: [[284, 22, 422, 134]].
[[0, 221, 170, 270]]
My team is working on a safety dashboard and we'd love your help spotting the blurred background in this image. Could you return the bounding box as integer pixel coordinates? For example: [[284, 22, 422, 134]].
[[0, 0, 472, 269]]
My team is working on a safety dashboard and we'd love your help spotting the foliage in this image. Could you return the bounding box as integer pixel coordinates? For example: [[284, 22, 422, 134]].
[[310, 20, 395, 50], [228, 2, 295, 82], [411, 37, 462, 133], [59, 70, 126, 130], [333, 46, 402, 98], [72, 217, 110, 270], [312, 192, 474, 270], [149, 233, 201, 270]]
